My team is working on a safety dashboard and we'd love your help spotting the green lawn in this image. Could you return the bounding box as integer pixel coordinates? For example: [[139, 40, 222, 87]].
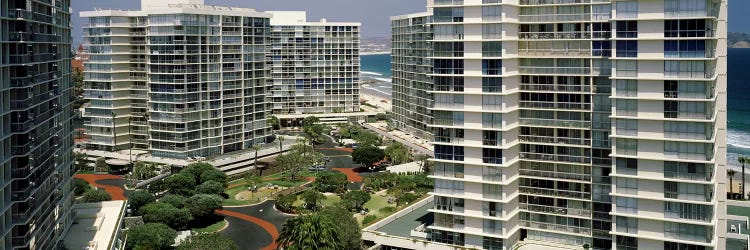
[[223, 185, 277, 206], [293, 194, 341, 207], [192, 220, 227, 233], [363, 194, 394, 217]]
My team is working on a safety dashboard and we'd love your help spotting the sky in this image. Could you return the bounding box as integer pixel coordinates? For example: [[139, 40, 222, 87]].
[[71, 0, 426, 45], [72, 0, 748, 46]]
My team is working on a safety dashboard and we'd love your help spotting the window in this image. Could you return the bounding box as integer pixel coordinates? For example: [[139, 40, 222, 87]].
[[616, 216, 638, 234], [483, 166, 503, 182], [665, 19, 711, 38], [483, 220, 502, 234], [616, 177, 638, 195], [482, 96, 503, 111], [665, 0, 708, 17], [665, 40, 707, 58], [664, 121, 708, 140], [664, 181, 710, 202], [434, 7, 464, 22], [616, 197, 638, 214], [482, 6, 502, 21], [593, 4, 612, 20], [483, 148, 503, 164], [483, 183, 503, 199], [616, 21, 638, 38], [664, 141, 711, 160], [434, 59, 464, 74], [482, 77, 502, 93], [434, 162, 464, 178], [616, 60, 637, 77], [482, 41, 502, 57], [482, 59, 502, 75], [435, 76, 464, 92], [616, 158, 638, 175], [434, 42, 464, 57], [435, 179, 464, 195], [665, 202, 712, 221], [616, 40, 638, 57], [616, 99, 637, 116], [616, 236, 638, 250], [483, 237, 503, 250], [435, 196, 465, 211], [616, 138, 638, 156], [483, 130, 500, 146], [435, 145, 465, 161], [664, 161, 711, 181], [665, 242, 709, 250], [616, 0, 638, 18], [616, 119, 638, 136], [593, 41, 612, 57], [482, 24, 502, 39], [434, 111, 464, 126], [616, 80, 637, 97], [482, 113, 503, 128], [435, 24, 464, 40], [664, 222, 710, 243]]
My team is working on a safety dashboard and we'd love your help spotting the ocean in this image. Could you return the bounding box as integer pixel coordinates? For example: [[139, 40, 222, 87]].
[[361, 51, 750, 168]]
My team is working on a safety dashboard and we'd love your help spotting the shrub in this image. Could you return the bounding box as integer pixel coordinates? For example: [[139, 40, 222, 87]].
[[81, 189, 111, 203], [379, 206, 397, 215], [73, 178, 91, 196], [362, 215, 378, 226], [126, 223, 177, 250]]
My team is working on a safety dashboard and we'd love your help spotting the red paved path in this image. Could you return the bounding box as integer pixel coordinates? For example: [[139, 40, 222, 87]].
[[215, 209, 279, 250], [74, 174, 127, 200], [332, 168, 363, 182], [318, 147, 353, 153]]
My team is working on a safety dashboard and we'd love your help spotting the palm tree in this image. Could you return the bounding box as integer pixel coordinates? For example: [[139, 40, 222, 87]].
[[741, 156, 748, 198], [111, 112, 117, 151], [252, 144, 262, 170], [278, 135, 285, 155], [729, 169, 737, 199], [277, 214, 341, 250], [128, 116, 133, 164]]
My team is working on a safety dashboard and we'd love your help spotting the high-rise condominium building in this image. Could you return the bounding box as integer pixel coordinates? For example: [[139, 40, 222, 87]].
[[81, 0, 273, 159], [268, 12, 361, 115], [391, 0, 727, 249], [391, 13, 434, 140], [1, 0, 76, 249]]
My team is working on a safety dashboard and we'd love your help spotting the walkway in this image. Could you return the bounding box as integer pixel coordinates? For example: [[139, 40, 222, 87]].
[[218, 201, 291, 250], [332, 168, 363, 182], [74, 174, 128, 200]]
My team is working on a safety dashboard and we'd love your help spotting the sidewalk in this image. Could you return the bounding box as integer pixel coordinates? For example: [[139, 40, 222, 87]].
[[361, 122, 434, 156]]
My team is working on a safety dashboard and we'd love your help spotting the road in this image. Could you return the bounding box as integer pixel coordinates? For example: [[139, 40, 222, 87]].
[[360, 123, 434, 156]]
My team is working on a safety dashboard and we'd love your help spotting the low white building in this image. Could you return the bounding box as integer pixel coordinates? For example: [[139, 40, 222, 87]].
[[63, 200, 128, 250]]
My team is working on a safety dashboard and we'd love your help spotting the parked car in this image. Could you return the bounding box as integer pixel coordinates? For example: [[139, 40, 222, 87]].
[[308, 164, 326, 171]]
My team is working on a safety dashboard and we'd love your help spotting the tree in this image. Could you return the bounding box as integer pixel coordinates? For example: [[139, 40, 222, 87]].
[[275, 151, 306, 181], [244, 171, 262, 190], [277, 214, 342, 250], [147, 179, 167, 194], [275, 194, 296, 213], [315, 171, 348, 193], [82, 189, 111, 203], [416, 154, 433, 174], [301, 189, 325, 210], [741, 156, 747, 197], [74, 152, 88, 172], [352, 145, 385, 168], [317, 206, 362, 249], [160, 194, 187, 208], [729, 169, 737, 199], [375, 113, 388, 121], [95, 157, 108, 173], [128, 190, 155, 213], [165, 173, 197, 196], [394, 192, 418, 207], [183, 163, 215, 183], [126, 223, 177, 250], [140, 202, 193, 230], [278, 135, 285, 154], [199, 169, 227, 186], [363, 173, 399, 191], [268, 115, 281, 130], [184, 194, 223, 219], [385, 142, 411, 165], [196, 180, 225, 196], [302, 116, 321, 128], [132, 162, 158, 180], [177, 233, 238, 250], [252, 144, 262, 170], [352, 130, 381, 147], [340, 190, 371, 211], [73, 178, 91, 196]]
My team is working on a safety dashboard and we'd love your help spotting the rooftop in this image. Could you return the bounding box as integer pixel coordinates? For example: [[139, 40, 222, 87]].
[[63, 200, 127, 250], [374, 200, 432, 238]]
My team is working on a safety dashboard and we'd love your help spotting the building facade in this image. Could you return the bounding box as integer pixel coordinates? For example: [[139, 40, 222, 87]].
[[81, 0, 274, 159], [391, 13, 434, 140], [0, 0, 76, 249], [391, 0, 728, 249], [268, 11, 361, 115]]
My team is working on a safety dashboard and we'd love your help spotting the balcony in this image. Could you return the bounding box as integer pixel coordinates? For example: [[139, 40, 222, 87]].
[[520, 101, 591, 111], [520, 203, 592, 217], [520, 135, 591, 146], [520, 168, 591, 181], [520, 118, 591, 129], [664, 171, 712, 182], [520, 152, 590, 164], [520, 220, 592, 236], [521, 84, 592, 93], [519, 13, 591, 23], [520, 66, 591, 75], [520, 186, 591, 200]]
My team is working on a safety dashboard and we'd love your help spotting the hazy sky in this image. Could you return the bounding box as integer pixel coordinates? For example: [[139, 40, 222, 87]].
[[72, 0, 747, 45]]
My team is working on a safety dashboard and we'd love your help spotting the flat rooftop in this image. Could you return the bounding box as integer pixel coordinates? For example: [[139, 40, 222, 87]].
[[372, 200, 432, 239], [64, 200, 127, 250]]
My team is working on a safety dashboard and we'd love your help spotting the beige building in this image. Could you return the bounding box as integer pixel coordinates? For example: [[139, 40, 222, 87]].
[[384, 0, 728, 249], [63, 200, 127, 250]]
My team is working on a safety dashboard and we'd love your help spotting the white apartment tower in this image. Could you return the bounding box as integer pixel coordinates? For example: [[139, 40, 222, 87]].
[[391, 0, 728, 249], [268, 12, 361, 115], [81, 0, 273, 159]]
